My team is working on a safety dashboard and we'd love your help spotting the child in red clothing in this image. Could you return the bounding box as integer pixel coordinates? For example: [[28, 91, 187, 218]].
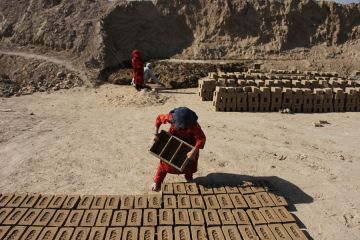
[[152, 107, 206, 191], [131, 49, 144, 91]]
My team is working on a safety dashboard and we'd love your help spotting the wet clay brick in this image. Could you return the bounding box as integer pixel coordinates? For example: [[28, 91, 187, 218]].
[[238, 225, 258, 240], [157, 226, 173, 240], [163, 195, 177, 209], [134, 195, 148, 209], [204, 210, 221, 226], [34, 195, 54, 209], [48, 210, 70, 227], [177, 195, 191, 209], [48, 195, 67, 209], [77, 195, 94, 210], [121, 227, 138, 240], [111, 210, 128, 227], [204, 195, 221, 209], [225, 186, 239, 194], [188, 209, 205, 226], [207, 226, 226, 240], [139, 227, 155, 240], [18, 209, 42, 225], [185, 183, 199, 195], [91, 196, 107, 209], [190, 226, 207, 240], [174, 226, 191, 240], [268, 224, 292, 240], [173, 183, 187, 195], [104, 227, 123, 240], [62, 195, 80, 209], [88, 227, 106, 240], [104, 196, 121, 210], [199, 185, 214, 195], [255, 225, 277, 240], [273, 207, 296, 223], [148, 195, 162, 209], [190, 195, 205, 209], [255, 192, 275, 207], [232, 209, 251, 225], [80, 210, 99, 227], [283, 223, 308, 240], [20, 226, 43, 240], [70, 227, 91, 240], [120, 196, 134, 210], [33, 209, 56, 226], [0, 226, 11, 239], [251, 185, 266, 193], [6, 193, 27, 208], [3, 226, 26, 240], [247, 209, 267, 225], [244, 194, 262, 208], [95, 210, 112, 227], [3, 208, 28, 225], [37, 227, 59, 240], [259, 207, 281, 223], [222, 226, 242, 240], [218, 209, 236, 225], [212, 185, 227, 194], [174, 209, 190, 225], [159, 209, 174, 225], [126, 209, 142, 227], [0, 193, 14, 207], [0, 208, 13, 224], [54, 227, 75, 240], [238, 186, 253, 195], [64, 210, 84, 227], [143, 209, 157, 226], [229, 194, 248, 209], [162, 183, 174, 195], [20, 194, 41, 208], [216, 194, 234, 209], [268, 193, 288, 207]]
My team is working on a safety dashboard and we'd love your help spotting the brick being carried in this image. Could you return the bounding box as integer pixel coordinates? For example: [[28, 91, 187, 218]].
[[185, 183, 199, 195], [190, 195, 205, 209], [95, 210, 113, 227], [88, 227, 106, 240], [111, 210, 127, 227], [5, 193, 27, 208], [162, 183, 174, 194], [148, 195, 162, 209], [199, 185, 214, 195], [48, 210, 70, 227], [20, 226, 44, 240], [0, 208, 14, 224], [139, 227, 155, 240], [143, 209, 157, 226], [174, 226, 191, 240], [207, 227, 226, 240], [104, 195, 120, 210], [20, 193, 41, 208], [64, 210, 84, 227], [0, 193, 14, 207], [244, 194, 262, 208], [77, 195, 94, 210], [80, 210, 99, 227], [48, 195, 67, 209], [37, 227, 59, 240], [218, 209, 236, 225], [177, 195, 191, 209], [54, 227, 75, 240], [134, 195, 148, 209], [238, 225, 258, 240], [313, 88, 324, 113], [105, 227, 123, 240], [203, 209, 221, 226], [34, 195, 54, 209], [255, 192, 275, 207], [255, 225, 277, 240], [157, 226, 173, 240], [126, 209, 142, 227], [2, 226, 26, 240], [246, 209, 267, 225], [268, 224, 292, 240], [283, 223, 308, 240], [91, 195, 107, 209], [259, 207, 281, 223], [159, 209, 174, 225], [174, 209, 190, 225], [62, 195, 80, 209], [2, 208, 28, 225], [122, 227, 139, 240], [302, 88, 314, 113], [216, 194, 234, 209], [229, 194, 248, 209], [120, 195, 135, 209], [32, 209, 56, 226], [163, 195, 177, 209], [203, 195, 221, 209], [190, 226, 207, 240], [188, 209, 205, 225], [222, 225, 242, 240], [273, 206, 296, 223]]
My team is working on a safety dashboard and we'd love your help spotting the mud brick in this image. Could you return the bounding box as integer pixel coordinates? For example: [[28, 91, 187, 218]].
[[199, 185, 214, 195], [246, 209, 267, 225], [120, 196, 134, 210], [18, 209, 42, 225], [134, 195, 148, 209], [0, 193, 14, 207], [91, 196, 107, 209], [48, 210, 70, 227], [222, 226, 242, 240], [273, 207, 295, 223], [174, 226, 191, 240], [259, 207, 281, 224], [255, 80, 265, 87], [238, 186, 253, 195], [173, 183, 187, 195], [218, 209, 236, 225], [64, 210, 84, 227], [255, 225, 276, 240], [174, 209, 190, 225], [111, 210, 127, 227], [20, 193, 41, 208], [157, 226, 173, 240], [227, 79, 237, 87], [190, 226, 207, 240], [148, 195, 162, 209], [282, 88, 293, 109], [283, 223, 308, 240], [225, 186, 239, 194], [163, 195, 177, 209], [48, 195, 67, 209], [62, 195, 80, 209], [2, 226, 26, 240], [204, 210, 221, 226], [229, 194, 248, 209], [88, 227, 106, 240], [32, 209, 55, 226], [77, 195, 94, 210], [204, 195, 221, 209], [138, 227, 155, 240], [6, 193, 27, 208], [0, 226, 11, 239], [238, 225, 258, 240], [255, 192, 275, 207], [143, 209, 157, 226], [104, 227, 123, 240], [185, 183, 199, 194], [207, 226, 225, 240], [104, 196, 121, 210], [188, 209, 205, 225], [159, 209, 174, 225], [238, 80, 247, 86], [0, 208, 13, 224], [251, 184, 266, 193], [95, 210, 112, 227], [216, 194, 234, 209], [34, 195, 54, 209], [3, 208, 28, 225], [37, 227, 59, 240], [162, 183, 174, 194], [126, 209, 142, 226], [20, 226, 43, 240], [54, 227, 75, 240], [80, 210, 99, 227], [190, 195, 205, 209], [212, 185, 227, 194], [244, 194, 262, 208], [177, 195, 191, 209], [268, 193, 288, 207], [70, 227, 91, 240], [269, 224, 292, 240], [122, 227, 138, 240]]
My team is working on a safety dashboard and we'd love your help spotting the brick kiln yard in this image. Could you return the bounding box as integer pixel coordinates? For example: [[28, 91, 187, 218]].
[[0, 84, 360, 239]]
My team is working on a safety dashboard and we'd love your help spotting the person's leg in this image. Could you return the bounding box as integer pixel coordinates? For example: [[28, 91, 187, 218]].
[[184, 172, 194, 182], [135, 84, 141, 91], [153, 165, 167, 191]]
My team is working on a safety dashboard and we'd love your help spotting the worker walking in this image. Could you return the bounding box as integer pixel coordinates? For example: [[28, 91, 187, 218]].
[[152, 107, 206, 191], [131, 49, 144, 91]]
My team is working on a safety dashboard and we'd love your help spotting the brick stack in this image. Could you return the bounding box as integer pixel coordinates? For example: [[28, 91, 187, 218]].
[[345, 88, 358, 112], [333, 88, 345, 112], [198, 79, 217, 101], [281, 88, 292, 110], [236, 87, 248, 112], [291, 88, 303, 113], [302, 89, 314, 113], [313, 89, 324, 113], [270, 87, 282, 112], [323, 88, 334, 112], [248, 87, 260, 112], [259, 87, 271, 112], [213, 87, 237, 112]]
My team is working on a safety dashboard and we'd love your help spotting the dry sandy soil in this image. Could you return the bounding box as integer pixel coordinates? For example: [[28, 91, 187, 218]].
[[0, 85, 359, 239]]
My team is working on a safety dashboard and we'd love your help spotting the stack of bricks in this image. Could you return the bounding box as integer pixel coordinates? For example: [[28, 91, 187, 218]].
[[333, 88, 345, 112], [291, 88, 303, 113], [235, 87, 247, 112], [198, 78, 217, 101], [323, 88, 334, 112], [302, 89, 313, 113], [212, 87, 237, 112], [282, 88, 293, 110], [259, 87, 271, 112], [270, 87, 282, 112], [313, 89, 324, 113], [345, 88, 358, 112], [248, 87, 260, 112]]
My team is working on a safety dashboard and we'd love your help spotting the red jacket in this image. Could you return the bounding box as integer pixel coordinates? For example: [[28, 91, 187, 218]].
[[131, 50, 144, 85], [155, 113, 206, 174]]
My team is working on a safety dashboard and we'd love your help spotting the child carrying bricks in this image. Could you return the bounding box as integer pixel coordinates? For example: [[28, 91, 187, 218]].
[[152, 107, 206, 191]]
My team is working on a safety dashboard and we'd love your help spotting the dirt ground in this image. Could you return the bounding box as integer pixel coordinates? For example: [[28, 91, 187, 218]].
[[0, 85, 360, 239]]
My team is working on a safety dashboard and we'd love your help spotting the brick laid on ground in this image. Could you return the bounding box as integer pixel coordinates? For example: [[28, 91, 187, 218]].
[[157, 226, 173, 240], [104, 227, 123, 240], [111, 210, 128, 227], [159, 209, 174, 226], [190, 195, 205, 209], [48, 210, 70, 227]]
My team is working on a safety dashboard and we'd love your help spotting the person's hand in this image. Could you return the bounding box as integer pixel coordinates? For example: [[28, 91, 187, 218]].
[[187, 150, 194, 160], [153, 133, 159, 142]]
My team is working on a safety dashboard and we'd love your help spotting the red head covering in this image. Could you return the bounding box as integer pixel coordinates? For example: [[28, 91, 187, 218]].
[[131, 49, 144, 85]]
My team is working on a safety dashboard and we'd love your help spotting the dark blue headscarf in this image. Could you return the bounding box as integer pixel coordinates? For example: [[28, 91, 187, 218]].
[[170, 107, 198, 129]]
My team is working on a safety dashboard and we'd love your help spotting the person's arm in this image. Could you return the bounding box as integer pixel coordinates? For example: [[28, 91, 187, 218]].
[[187, 122, 206, 159], [149, 69, 161, 84], [154, 114, 172, 140]]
